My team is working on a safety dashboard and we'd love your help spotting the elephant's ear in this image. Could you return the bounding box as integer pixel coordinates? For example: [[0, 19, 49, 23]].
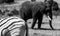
[[52, 1, 59, 11]]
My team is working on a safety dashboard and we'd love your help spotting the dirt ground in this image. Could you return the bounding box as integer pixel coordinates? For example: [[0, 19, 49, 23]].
[[27, 15, 60, 36]]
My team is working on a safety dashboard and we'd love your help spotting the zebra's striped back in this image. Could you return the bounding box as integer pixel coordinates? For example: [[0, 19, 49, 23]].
[[0, 16, 26, 36]]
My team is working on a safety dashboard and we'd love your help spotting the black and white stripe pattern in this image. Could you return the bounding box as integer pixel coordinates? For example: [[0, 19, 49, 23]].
[[0, 16, 26, 36]]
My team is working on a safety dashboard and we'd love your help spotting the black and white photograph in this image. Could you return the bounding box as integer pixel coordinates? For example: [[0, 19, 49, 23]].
[[0, 0, 60, 36]]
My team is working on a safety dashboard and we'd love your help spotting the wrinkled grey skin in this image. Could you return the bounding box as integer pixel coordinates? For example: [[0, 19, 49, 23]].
[[52, 1, 59, 11], [19, 1, 59, 30], [20, 1, 46, 21]]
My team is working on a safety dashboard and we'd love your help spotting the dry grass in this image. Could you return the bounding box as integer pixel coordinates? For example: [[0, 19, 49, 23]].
[[27, 15, 60, 36]]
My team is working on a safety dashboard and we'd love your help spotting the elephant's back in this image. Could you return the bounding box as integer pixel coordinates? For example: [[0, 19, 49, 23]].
[[32, 1, 46, 12]]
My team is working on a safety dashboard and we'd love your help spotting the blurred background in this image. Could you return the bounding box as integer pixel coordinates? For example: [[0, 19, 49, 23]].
[[0, 0, 60, 16]]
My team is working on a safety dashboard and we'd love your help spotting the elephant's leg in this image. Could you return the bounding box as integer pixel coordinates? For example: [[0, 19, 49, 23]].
[[38, 14, 43, 29], [25, 21, 29, 36], [31, 17, 37, 29], [49, 12, 54, 29]]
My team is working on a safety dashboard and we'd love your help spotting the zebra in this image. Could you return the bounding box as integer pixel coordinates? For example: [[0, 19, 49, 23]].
[[0, 9, 28, 36]]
